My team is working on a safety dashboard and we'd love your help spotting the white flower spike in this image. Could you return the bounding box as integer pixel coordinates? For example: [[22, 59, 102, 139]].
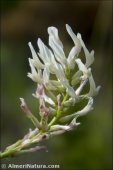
[[27, 23, 100, 127], [0, 24, 100, 158]]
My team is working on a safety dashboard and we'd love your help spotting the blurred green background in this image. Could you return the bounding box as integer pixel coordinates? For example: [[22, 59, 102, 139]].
[[1, 0, 112, 169]]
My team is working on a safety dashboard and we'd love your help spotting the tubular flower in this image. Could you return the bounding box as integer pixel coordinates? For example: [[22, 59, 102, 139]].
[[0, 24, 100, 159]]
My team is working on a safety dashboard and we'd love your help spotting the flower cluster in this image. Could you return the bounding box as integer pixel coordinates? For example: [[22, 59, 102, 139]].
[[26, 24, 100, 127], [0, 24, 100, 158]]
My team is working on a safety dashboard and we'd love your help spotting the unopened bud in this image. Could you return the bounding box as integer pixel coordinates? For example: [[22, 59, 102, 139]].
[[20, 98, 31, 115]]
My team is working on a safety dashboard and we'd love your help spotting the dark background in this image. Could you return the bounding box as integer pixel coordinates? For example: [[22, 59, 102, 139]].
[[1, 0, 112, 169]]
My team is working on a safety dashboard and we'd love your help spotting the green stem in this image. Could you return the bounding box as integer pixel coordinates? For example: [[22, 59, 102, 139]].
[[0, 130, 44, 159], [48, 93, 69, 128], [62, 93, 69, 104], [0, 144, 22, 159]]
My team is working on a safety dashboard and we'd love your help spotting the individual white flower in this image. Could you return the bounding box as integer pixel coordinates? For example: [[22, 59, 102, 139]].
[[27, 58, 43, 83], [28, 42, 44, 69], [50, 125, 71, 131], [32, 84, 55, 106], [48, 27, 68, 68], [60, 97, 93, 123], [87, 72, 101, 97], [67, 46, 78, 69], [66, 24, 81, 55], [77, 33, 94, 67], [38, 38, 51, 64]]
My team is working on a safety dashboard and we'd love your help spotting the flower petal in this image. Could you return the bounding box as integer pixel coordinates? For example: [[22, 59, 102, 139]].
[[62, 81, 77, 99], [88, 73, 101, 97], [43, 94, 55, 106], [75, 58, 88, 74], [28, 42, 44, 69], [75, 79, 88, 96], [66, 24, 81, 54], [54, 63, 66, 81], [27, 58, 42, 83], [67, 46, 78, 69], [37, 38, 51, 63], [77, 33, 94, 67], [50, 125, 70, 131], [48, 26, 67, 68], [43, 67, 50, 85], [48, 26, 63, 48], [75, 59, 91, 80]]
